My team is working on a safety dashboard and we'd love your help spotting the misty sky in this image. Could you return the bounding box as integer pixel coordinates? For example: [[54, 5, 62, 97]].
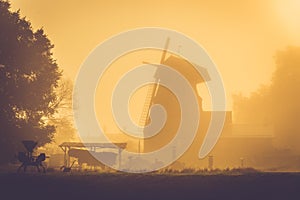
[[10, 0, 300, 109]]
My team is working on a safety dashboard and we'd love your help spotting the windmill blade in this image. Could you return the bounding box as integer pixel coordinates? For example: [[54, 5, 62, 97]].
[[142, 61, 153, 65], [160, 37, 170, 64], [142, 62, 161, 67]]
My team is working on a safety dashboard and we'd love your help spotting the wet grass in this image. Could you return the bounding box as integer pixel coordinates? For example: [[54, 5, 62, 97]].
[[0, 168, 300, 200]]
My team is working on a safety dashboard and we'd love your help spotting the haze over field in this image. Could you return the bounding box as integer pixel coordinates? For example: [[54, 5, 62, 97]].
[[10, 0, 300, 110], [1, 0, 300, 173]]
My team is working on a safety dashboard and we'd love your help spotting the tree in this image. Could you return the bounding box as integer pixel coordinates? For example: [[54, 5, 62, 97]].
[[40, 79, 80, 155], [233, 46, 300, 153], [269, 47, 300, 151], [0, 1, 61, 163]]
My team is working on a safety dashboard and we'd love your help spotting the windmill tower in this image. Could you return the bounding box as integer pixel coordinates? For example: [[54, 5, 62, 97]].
[[139, 38, 212, 161]]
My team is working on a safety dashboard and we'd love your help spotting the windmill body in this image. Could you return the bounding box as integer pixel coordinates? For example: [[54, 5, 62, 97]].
[[139, 39, 231, 167]]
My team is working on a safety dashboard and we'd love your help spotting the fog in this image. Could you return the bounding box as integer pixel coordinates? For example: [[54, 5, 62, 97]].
[[233, 46, 300, 164]]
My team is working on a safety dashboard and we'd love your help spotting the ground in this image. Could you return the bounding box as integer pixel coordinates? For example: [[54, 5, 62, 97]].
[[0, 172, 299, 200]]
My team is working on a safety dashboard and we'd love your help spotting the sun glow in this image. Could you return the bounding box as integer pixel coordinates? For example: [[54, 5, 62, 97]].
[[275, 0, 300, 38]]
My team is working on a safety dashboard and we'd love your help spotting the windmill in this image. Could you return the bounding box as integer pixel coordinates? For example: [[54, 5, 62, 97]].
[[139, 38, 211, 154], [138, 37, 170, 128]]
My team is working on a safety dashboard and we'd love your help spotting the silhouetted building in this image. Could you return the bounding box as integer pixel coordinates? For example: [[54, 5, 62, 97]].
[[140, 45, 232, 167], [138, 43, 298, 170]]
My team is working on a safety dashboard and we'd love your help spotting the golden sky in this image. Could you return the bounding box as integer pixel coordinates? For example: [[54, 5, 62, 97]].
[[10, 0, 300, 109]]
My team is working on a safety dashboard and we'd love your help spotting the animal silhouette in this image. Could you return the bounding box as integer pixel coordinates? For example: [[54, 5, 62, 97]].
[[60, 160, 76, 172]]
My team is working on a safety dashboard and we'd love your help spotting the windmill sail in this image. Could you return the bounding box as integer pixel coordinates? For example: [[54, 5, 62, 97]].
[[139, 38, 211, 155]]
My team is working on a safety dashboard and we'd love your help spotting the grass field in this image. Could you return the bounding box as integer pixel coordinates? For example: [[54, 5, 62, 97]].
[[1, 171, 300, 200]]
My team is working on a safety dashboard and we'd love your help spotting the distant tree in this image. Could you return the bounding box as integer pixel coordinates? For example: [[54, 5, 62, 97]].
[[233, 46, 300, 152], [233, 85, 271, 124], [0, 1, 61, 163], [40, 79, 80, 155], [269, 47, 300, 151]]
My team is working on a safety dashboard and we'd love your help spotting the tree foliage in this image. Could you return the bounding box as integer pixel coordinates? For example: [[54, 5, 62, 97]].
[[40, 79, 80, 155], [233, 46, 300, 152], [0, 1, 61, 163]]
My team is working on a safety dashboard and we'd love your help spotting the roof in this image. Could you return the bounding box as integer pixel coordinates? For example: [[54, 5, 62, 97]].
[[59, 142, 127, 149], [159, 55, 211, 84]]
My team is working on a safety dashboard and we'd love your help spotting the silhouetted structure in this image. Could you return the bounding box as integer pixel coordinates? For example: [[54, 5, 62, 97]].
[[17, 140, 46, 173], [60, 160, 76, 172], [141, 39, 232, 166], [208, 155, 214, 170], [59, 142, 126, 170]]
